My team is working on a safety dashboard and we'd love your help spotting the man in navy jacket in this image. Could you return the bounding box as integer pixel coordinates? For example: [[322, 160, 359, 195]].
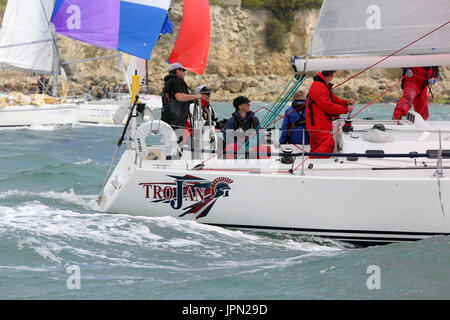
[[222, 96, 260, 142]]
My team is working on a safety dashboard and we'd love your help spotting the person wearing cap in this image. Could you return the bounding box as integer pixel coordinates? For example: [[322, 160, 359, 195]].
[[221, 96, 260, 143], [194, 86, 218, 125], [161, 62, 201, 130]]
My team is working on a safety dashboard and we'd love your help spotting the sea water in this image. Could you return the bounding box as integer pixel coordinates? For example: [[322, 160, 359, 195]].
[[0, 103, 449, 300]]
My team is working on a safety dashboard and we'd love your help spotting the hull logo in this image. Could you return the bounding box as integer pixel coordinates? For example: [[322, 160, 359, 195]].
[[139, 175, 233, 219]]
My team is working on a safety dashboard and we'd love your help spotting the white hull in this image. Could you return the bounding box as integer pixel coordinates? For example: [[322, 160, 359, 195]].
[[98, 115, 450, 245], [100, 157, 450, 244], [0, 104, 78, 127], [0, 95, 162, 127], [76, 103, 122, 125]]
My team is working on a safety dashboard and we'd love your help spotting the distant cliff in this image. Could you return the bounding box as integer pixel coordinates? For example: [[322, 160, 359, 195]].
[[0, 0, 449, 104]]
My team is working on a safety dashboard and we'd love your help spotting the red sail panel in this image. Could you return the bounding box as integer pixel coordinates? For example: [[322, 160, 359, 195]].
[[168, 0, 210, 75]]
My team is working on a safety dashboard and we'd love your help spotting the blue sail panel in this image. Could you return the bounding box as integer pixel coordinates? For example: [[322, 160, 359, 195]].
[[118, 0, 171, 59], [51, 0, 172, 59]]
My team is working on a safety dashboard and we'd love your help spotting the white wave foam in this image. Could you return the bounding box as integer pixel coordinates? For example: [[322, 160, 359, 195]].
[[28, 124, 60, 131], [17, 238, 62, 263], [73, 159, 93, 165], [0, 265, 51, 272], [0, 189, 98, 211], [0, 200, 344, 266], [77, 122, 121, 128], [150, 216, 261, 242]]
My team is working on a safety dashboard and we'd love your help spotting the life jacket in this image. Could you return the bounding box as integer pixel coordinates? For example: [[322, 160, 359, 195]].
[[290, 100, 307, 127], [282, 100, 309, 144], [161, 74, 191, 128], [401, 66, 439, 93], [307, 75, 334, 127]]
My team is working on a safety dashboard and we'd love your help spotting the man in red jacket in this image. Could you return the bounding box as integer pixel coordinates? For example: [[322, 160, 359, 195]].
[[306, 71, 355, 156], [392, 66, 439, 121]]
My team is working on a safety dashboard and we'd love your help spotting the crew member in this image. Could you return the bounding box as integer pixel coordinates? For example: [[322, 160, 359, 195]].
[[306, 70, 355, 156], [392, 66, 439, 121], [195, 85, 218, 125], [222, 96, 259, 142], [161, 62, 201, 130], [279, 90, 309, 145]]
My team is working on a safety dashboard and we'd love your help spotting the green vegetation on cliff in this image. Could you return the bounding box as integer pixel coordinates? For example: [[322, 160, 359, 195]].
[[242, 0, 323, 51], [264, 18, 286, 51]]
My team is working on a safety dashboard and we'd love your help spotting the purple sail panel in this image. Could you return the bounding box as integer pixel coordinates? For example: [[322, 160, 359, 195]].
[[51, 0, 120, 50]]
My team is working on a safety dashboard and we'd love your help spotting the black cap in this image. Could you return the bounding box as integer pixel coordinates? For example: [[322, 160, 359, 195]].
[[200, 86, 211, 94], [233, 96, 251, 109]]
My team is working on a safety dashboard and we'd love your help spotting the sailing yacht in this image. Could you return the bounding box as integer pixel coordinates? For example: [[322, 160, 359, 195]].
[[98, 0, 450, 245]]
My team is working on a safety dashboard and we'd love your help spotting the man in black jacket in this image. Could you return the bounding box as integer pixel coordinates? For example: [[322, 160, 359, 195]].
[[221, 96, 260, 143], [161, 62, 201, 130]]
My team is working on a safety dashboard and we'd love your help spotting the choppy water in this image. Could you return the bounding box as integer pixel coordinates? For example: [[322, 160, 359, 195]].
[[0, 103, 449, 300]]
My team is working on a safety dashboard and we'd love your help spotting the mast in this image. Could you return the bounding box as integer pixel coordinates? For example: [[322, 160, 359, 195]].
[[52, 34, 59, 97]]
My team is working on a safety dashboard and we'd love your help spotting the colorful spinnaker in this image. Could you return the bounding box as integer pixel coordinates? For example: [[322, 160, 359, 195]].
[[51, 0, 173, 60], [168, 0, 210, 75]]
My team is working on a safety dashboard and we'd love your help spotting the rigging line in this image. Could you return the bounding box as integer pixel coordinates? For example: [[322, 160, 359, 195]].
[[269, 74, 297, 111], [256, 74, 307, 131], [292, 144, 306, 152], [258, 74, 305, 129], [254, 106, 284, 119], [350, 75, 407, 120], [244, 75, 307, 155], [291, 75, 407, 173], [334, 20, 450, 90]]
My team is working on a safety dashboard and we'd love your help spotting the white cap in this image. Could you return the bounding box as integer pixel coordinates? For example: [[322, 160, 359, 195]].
[[168, 62, 187, 72]]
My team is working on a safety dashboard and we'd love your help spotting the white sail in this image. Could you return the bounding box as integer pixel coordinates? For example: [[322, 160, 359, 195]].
[[310, 0, 450, 57], [0, 0, 55, 74], [300, 0, 450, 71]]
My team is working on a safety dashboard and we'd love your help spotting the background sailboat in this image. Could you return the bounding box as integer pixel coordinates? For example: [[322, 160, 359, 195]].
[[0, 0, 80, 127]]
